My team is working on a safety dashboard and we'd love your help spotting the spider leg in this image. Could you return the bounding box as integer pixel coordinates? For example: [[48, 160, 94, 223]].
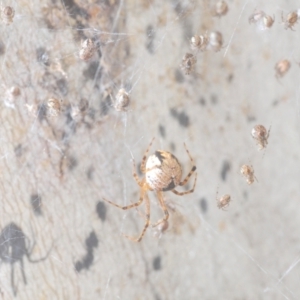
[[172, 172, 197, 196], [179, 143, 197, 186], [20, 258, 27, 284], [140, 137, 155, 173], [151, 191, 169, 227], [103, 187, 145, 210], [123, 191, 150, 242], [131, 158, 143, 187]]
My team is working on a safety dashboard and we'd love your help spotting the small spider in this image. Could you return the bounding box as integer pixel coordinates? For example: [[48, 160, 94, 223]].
[[114, 88, 130, 112], [249, 10, 275, 30], [240, 164, 257, 185], [275, 59, 291, 78], [79, 38, 97, 61], [47, 98, 62, 117], [180, 53, 197, 75], [282, 11, 298, 30], [208, 31, 223, 52], [1, 6, 14, 25], [190, 34, 208, 52], [251, 124, 270, 150], [103, 138, 197, 242], [212, 1, 228, 18], [0, 223, 52, 296], [217, 192, 231, 210], [249, 10, 265, 24], [262, 14, 275, 29]]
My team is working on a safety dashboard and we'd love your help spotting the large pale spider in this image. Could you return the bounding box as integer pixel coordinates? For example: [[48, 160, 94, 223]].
[[103, 138, 197, 242]]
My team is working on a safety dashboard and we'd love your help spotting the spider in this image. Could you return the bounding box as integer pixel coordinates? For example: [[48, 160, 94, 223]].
[[208, 31, 223, 52], [248, 10, 274, 30], [212, 1, 228, 18], [114, 88, 130, 112], [249, 10, 265, 24], [180, 53, 197, 75], [103, 138, 197, 242], [216, 193, 231, 210], [47, 98, 62, 117], [79, 38, 97, 61], [1, 6, 14, 25], [282, 11, 298, 30], [262, 14, 275, 29], [190, 34, 208, 52], [240, 164, 257, 185], [275, 59, 291, 79], [251, 124, 270, 150], [0, 222, 52, 296]]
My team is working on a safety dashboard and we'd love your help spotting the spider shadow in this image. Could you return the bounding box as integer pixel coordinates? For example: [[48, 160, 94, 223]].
[[0, 222, 52, 296]]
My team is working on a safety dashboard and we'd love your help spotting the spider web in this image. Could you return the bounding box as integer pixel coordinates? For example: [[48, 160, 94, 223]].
[[0, 0, 299, 299]]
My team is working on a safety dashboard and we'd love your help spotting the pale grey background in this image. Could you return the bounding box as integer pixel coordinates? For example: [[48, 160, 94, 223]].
[[0, 0, 299, 299]]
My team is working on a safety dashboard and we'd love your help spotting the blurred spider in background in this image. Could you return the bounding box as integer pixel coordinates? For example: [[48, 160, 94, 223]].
[[103, 138, 197, 242]]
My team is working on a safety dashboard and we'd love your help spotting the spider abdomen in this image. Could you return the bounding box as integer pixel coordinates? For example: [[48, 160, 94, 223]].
[[145, 150, 182, 191]]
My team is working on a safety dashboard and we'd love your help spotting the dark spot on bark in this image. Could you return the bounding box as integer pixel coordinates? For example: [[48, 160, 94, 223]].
[[87, 107, 96, 120], [170, 107, 178, 118], [210, 94, 218, 105], [220, 160, 231, 181], [96, 201, 107, 222], [178, 111, 190, 127], [75, 249, 93, 272], [67, 156, 78, 171], [86, 166, 94, 180], [227, 73, 234, 82], [172, 1, 182, 15], [37, 104, 47, 122], [247, 116, 256, 122], [75, 231, 98, 272], [153, 256, 161, 270], [63, 0, 88, 19], [83, 61, 102, 81], [0, 40, 5, 55], [199, 197, 208, 213], [85, 231, 98, 249], [158, 124, 166, 138], [100, 95, 111, 116], [75, 261, 83, 272], [56, 78, 68, 96], [199, 97, 206, 106], [170, 142, 176, 152], [170, 108, 190, 127], [14, 144, 23, 157], [174, 69, 185, 83]]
